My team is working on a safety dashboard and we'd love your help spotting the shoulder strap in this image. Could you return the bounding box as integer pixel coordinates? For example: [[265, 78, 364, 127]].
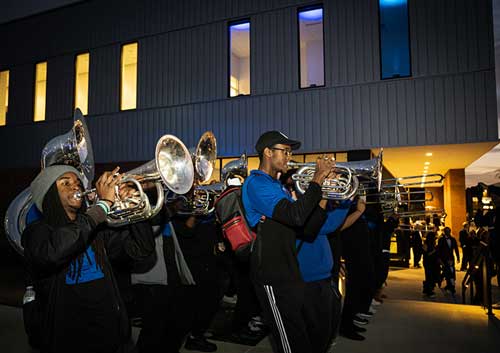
[[296, 239, 305, 254]]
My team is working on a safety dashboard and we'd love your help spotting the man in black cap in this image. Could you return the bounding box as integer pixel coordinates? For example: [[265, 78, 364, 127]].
[[242, 131, 334, 353]]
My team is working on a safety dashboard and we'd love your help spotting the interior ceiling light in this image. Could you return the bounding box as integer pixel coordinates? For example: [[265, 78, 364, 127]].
[[425, 152, 433, 157], [424, 161, 430, 165]]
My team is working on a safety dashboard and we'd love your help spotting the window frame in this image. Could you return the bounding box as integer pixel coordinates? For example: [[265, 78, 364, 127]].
[[297, 4, 326, 90], [33, 61, 48, 122], [378, 0, 412, 80], [73, 51, 90, 115], [228, 19, 251, 98], [120, 41, 139, 111], [0, 69, 9, 126]]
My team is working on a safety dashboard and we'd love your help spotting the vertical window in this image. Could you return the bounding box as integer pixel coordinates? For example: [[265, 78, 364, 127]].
[[34, 62, 47, 122], [121, 42, 138, 110], [0, 70, 9, 126], [229, 21, 250, 97], [379, 0, 411, 79], [298, 7, 325, 88], [75, 53, 90, 115]]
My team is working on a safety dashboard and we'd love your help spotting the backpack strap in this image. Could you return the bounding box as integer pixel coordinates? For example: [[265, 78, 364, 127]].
[[296, 239, 305, 255]]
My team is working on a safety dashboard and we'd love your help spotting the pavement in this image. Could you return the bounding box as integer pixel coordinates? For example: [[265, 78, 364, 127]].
[[0, 265, 499, 353]]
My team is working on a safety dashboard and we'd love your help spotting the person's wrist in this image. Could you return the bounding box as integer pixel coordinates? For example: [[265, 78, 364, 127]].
[[99, 198, 114, 207]]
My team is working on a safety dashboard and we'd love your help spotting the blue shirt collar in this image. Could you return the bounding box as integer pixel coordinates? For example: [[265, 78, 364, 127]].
[[250, 169, 281, 183]]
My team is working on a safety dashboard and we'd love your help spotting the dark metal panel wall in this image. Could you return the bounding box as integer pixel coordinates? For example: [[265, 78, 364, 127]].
[[6, 64, 34, 126], [1, 70, 495, 168], [253, 7, 298, 94], [88, 45, 120, 116], [410, 0, 494, 76], [327, 0, 380, 85], [138, 21, 226, 110], [0, 0, 497, 169], [46, 55, 74, 121]]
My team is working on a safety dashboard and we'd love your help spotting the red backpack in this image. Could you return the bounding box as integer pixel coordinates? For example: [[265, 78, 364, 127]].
[[214, 187, 256, 258]]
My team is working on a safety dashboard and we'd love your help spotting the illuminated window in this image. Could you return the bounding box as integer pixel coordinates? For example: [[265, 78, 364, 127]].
[[247, 156, 259, 172], [229, 21, 250, 97], [74, 53, 89, 115], [121, 42, 138, 110], [379, 0, 411, 79], [34, 62, 47, 122], [298, 7, 325, 88], [335, 153, 348, 162], [0, 70, 9, 126]]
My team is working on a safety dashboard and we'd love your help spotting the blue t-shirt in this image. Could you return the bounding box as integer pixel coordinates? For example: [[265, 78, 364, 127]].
[[65, 245, 104, 285], [242, 170, 293, 227], [296, 203, 350, 282]]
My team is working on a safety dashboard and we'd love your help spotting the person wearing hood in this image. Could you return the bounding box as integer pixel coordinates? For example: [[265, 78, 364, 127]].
[[22, 165, 154, 353]]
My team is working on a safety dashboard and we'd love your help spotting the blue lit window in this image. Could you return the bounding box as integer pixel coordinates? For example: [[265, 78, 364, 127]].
[[229, 21, 250, 97], [379, 0, 411, 79], [298, 7, 324, 88]]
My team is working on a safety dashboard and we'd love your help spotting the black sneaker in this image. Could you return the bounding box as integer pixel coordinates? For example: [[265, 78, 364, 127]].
[[339, 329, 366, 341], [184, 336, 217, 352], [353, 325, 367, 333], [353, 316, 369, 325], [357, 311, 374, 319]]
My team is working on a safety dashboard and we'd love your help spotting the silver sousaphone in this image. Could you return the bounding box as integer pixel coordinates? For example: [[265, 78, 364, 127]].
[[4, 108, 94, 255]]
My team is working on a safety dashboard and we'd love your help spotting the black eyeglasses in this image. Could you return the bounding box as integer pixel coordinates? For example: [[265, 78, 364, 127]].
[[270, 147, 292, 157]]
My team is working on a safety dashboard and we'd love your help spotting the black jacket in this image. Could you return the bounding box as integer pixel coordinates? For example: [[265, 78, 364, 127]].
[[22, 206, 154, 353], [250, 182, 326, 286], [437, 235, 459, 264]]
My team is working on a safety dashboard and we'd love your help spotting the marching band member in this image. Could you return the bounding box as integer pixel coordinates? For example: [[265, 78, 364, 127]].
[[22, 165, 154, 353], [242, 131, 333, 353]]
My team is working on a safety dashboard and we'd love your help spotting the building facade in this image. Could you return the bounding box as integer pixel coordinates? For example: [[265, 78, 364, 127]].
[[0, 0, 498, 239], [0, 0, 497, 164]]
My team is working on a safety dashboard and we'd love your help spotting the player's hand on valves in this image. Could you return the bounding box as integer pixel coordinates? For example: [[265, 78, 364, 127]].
[[95, 167, 121, 205], [312, 154, 335, 185]]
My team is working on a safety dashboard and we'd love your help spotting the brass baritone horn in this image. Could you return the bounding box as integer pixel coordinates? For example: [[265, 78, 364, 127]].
[[167, 131, 219, 215], [287, 162, 359, 200], [288, 149, 383, 200], [79, 134, 195, 227]]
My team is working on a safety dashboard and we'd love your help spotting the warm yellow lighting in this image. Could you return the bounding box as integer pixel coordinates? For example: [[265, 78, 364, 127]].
[[474, 265, 479, 269], [424, 161, 430, 165], [0, 70, 8, 126], [75, 53, 89, 115], [425, 152, 433, 157], [34, 62, 47, 122], [121, 43, 137, 110], [424, 166, 429, 170], [482, 196, 492, 204], [230, 76, 240, 97]]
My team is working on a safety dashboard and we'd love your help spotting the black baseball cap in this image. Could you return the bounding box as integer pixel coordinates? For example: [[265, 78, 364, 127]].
[[255, 131, 301, 154]]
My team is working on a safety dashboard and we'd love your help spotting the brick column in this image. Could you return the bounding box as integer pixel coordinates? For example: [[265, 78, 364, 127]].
[[443, 169, 466, 236]]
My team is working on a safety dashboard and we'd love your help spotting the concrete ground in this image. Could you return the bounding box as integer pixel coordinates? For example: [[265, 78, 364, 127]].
[[1, 266, 499, 353]]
